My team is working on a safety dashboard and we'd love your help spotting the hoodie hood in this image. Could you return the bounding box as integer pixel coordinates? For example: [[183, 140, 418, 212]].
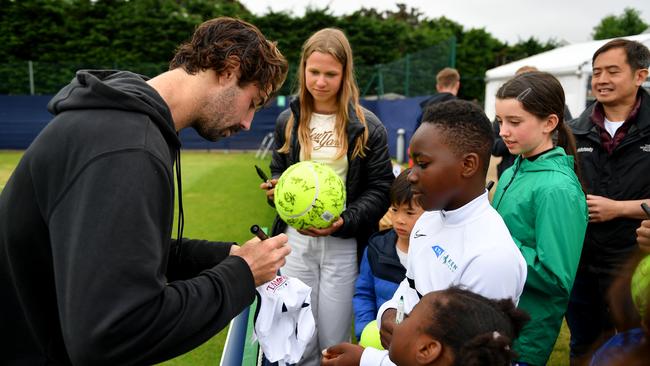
[[48, 70, 180, 148]]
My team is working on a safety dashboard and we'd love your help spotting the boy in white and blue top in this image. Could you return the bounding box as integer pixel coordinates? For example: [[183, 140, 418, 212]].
[[373, 100, 527, 365], [379, 191, 526, 315], [361, 192, 527, 364], [323, 100, 527, 366]]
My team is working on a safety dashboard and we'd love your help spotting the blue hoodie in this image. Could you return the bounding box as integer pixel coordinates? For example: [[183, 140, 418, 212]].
[[353, 229, 405, 339]]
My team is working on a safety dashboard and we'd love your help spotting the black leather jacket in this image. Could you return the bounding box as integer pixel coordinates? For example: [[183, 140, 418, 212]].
[[269, 98, 394, 261]]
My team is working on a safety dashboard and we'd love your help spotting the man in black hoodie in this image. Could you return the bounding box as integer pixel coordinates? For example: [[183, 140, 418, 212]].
[[0, 17, 290, 365]]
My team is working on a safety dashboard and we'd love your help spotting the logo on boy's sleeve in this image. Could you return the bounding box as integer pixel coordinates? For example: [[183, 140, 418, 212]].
[[413, 229, 427, 238], [431, 245, 458, 273], [431, 245, 444, 257]]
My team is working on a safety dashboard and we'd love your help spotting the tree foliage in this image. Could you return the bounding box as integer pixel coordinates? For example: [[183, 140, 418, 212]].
[[592, 7, 649, 40], [2, 0, 598, 101]]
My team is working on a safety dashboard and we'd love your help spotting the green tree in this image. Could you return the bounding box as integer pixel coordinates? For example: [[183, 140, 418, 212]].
[[61, 0, 128, 64], [251, 7, 339, 94], [0, 0, 562, 100], [250, 10, 301, 65], [383, 3, 424, 27], [1, 0, 71, 62], [182, 0, 251, 19], [592, 7, 649, 40], [342, 11, 407, 66], [500, 37, 559, 65], [455, 28, 504, 101]]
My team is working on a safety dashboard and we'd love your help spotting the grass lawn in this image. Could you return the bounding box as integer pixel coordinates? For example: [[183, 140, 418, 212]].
[[0, 150, 571, 365]]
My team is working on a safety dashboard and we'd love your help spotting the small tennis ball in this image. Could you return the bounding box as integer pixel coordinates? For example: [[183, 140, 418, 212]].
[[359, 320, 384, 350], [274, 161, 345, 230], [631, 255, 650, 320]]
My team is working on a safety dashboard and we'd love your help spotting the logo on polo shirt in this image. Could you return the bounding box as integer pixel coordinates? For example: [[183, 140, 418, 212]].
[[640, 144, 650, 152], [431, 245, 458, 272], [266, 275, 289, 293]]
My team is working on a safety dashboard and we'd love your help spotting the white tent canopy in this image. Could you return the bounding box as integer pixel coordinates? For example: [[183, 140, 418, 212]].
[[483, 34, 650, 121]]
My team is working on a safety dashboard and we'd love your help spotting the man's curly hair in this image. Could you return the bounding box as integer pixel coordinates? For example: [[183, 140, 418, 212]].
[[170, 17, 288, 105]]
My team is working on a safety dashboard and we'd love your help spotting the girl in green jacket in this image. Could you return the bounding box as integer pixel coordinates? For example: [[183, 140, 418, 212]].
[[492, 71, 588, 366]]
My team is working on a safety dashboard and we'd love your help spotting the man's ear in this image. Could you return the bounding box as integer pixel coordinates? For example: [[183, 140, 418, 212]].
[[415, 337, 443, 364], [461, 152, 479, 178], [634, 68, 649, 87], [219, 56, 241, 84]]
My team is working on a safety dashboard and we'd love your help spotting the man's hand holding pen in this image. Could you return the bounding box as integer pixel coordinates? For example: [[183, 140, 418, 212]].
[[231, 227, 290, 286]]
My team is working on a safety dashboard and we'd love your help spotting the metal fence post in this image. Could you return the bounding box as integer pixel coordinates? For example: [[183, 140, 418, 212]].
[[404, 54, 410, 97], [449, 36, 457, 68], [28, 61, 35, 95], [396, 128, 406, 163], [377, 64, 384, 99]]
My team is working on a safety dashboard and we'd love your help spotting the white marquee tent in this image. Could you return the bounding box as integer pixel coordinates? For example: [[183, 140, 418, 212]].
[[483, 33, 650, 121]]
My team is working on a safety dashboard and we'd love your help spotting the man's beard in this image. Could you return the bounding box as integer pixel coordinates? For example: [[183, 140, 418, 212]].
[[193, 85, 241, 142], [193, 115, 241, 142]]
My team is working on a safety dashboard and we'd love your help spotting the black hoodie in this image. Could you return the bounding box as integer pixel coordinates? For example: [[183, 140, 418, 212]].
[[0, 70, 255, 365]]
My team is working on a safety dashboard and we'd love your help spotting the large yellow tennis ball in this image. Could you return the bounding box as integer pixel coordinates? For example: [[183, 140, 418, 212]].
[[359, 320, 384, 350], [631, 255, 650, 320], [274, 161, 345, 230]]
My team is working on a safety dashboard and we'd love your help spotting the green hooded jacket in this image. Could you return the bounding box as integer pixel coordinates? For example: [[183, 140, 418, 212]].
[[492, 147, 588, 366]]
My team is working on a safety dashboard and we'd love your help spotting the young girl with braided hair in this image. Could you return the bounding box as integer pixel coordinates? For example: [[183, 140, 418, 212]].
[[390, 287, 529, 366], [323, 286, 529, 366]]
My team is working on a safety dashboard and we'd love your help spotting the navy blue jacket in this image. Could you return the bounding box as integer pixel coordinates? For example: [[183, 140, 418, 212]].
[[353, 229, 406, 339]]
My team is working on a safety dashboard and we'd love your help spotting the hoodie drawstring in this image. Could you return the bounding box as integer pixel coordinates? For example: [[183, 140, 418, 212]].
[[175, 148, 185, 263]]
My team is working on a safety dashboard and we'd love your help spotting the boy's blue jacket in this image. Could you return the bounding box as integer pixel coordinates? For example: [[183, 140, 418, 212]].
[[353, 229, 405, 339]]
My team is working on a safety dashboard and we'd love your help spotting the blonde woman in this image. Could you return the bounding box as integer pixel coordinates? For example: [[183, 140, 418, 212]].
[[261, 28, 394, 365]]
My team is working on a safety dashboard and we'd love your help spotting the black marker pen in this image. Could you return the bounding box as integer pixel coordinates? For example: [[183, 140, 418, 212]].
[[250, 224, 269, 240], [641, 202, 650, 219], [250, 224, 282, 276], [255, 165, 273, 188]]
